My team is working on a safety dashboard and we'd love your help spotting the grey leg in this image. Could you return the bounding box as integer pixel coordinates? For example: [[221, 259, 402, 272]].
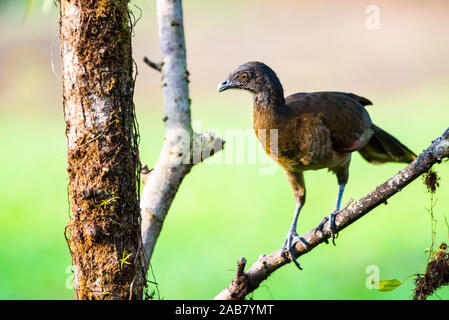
[[281, 203, 308, 270], [316, 183, 345, 245]]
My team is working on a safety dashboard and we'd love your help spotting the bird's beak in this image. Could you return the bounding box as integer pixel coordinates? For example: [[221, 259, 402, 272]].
[[217, 78, 237, 93]]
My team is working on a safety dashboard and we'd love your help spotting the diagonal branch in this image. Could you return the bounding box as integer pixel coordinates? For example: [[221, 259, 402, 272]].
[[214, 128, 449, 300], [140, 0, 224, 274]]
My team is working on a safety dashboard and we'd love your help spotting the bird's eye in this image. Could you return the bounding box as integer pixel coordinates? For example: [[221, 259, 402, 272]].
[[240, 73, 249, 81]]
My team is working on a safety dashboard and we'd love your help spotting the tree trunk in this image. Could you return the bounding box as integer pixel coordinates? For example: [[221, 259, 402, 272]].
[[60, 0, 144, 299]]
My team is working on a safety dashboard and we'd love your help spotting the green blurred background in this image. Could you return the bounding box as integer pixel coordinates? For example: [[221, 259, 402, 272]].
[[0, 0, 448, 299]]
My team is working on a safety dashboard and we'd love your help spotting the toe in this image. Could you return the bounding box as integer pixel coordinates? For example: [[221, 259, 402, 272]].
[[329, 213, 338, 246], [315, 216, 329, 235], [281, 231, 304, 270], [292, 235, 308, 249]]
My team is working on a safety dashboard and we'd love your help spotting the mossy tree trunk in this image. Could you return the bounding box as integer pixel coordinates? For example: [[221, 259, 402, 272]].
[[60, 0, 144, 299]]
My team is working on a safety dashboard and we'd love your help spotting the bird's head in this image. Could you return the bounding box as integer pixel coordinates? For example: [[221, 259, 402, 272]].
[[217, 61, 285, 106]]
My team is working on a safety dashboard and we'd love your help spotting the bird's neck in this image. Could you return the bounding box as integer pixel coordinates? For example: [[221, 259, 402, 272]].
[[253, 88, 287, 131], [253, 88, 285, 110]]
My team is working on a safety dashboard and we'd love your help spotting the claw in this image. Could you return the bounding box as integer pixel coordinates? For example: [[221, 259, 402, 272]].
[[315, 216, 328, 234], [328, 212, 338, 246], [315, 213, 339, 245], [315, 216, 329, 244], [281, 230, 308, 270]]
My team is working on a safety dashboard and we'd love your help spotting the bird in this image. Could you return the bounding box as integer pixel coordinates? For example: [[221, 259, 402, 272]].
[[217, 61, 416, 269]]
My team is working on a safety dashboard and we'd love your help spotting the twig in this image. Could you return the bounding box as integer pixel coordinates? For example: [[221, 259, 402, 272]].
[[214, 127, 449, 300], [143, 56, 162, 72]]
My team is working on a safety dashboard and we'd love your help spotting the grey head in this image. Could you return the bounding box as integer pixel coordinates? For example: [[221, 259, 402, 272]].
[[217, 61, 285, 106]]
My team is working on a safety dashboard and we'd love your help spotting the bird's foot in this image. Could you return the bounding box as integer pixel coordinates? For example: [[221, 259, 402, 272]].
[[315, 212, 338, 246], [315, 216, 330, 244], [315, 198, 354, 243], [281, 230, 308, 270]]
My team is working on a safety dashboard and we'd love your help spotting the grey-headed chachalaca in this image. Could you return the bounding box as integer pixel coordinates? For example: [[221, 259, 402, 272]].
[[218, 61, 416, 269]]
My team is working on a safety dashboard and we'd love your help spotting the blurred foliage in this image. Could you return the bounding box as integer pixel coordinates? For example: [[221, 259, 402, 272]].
[[0, 0, 54, 15]]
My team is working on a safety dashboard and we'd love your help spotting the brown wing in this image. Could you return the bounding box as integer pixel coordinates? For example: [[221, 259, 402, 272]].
[[288, 91, 372, 107], [285, 92, 373, 152]]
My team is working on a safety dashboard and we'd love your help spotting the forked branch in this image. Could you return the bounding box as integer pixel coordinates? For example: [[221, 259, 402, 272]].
[[140, 0, 224, 275]]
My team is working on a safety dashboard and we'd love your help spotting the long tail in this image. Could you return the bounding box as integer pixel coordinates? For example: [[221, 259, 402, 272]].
[[358, 124, 417, 164]]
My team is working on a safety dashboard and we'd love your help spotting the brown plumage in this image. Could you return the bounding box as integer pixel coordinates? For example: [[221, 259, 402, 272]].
[[218, 61, 416, 269]]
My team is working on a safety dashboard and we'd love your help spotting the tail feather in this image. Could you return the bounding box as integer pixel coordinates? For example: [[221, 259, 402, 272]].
[[359, 125, 416, 164]]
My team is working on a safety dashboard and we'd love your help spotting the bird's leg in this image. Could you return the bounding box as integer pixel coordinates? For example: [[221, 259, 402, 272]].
[[315, 183, 345, 245], [281, 203, 308, 270]]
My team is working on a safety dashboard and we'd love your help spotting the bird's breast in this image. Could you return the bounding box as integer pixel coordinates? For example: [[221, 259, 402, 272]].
[[254, 113, 348, 172]]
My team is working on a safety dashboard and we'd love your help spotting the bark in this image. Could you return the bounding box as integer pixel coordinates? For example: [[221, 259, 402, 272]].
[[140, 0, 224, 273], [60, 0, 144, 299], [215, 128, 449, 300]]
